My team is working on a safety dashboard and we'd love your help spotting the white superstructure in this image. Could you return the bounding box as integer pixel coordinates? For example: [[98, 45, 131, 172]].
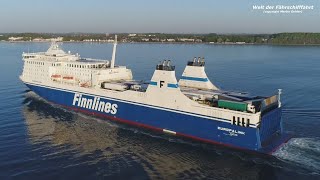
[[22, 40, 132, 88]]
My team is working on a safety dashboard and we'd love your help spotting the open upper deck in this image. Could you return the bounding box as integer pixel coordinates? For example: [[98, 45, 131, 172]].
[[22, 42, 112, 69]]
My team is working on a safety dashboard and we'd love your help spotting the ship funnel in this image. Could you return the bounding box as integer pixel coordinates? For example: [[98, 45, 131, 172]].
[[178, 57, 219, 90], [110, 35, 117, 68], [148, 60, 179, 93], [147, 60, 191, 105]]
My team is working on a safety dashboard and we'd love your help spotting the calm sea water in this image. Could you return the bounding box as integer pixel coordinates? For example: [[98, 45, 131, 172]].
[[0, 42, 319, 179]]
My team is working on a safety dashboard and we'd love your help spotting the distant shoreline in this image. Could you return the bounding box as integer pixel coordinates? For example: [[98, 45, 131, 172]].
[[2, 40, 320, 46], [1, 32, 320, 45]]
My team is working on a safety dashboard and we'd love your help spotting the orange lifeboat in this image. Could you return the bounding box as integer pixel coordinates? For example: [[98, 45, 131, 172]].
[[51, 74, 61, 78], [63, 76, 74, 80]]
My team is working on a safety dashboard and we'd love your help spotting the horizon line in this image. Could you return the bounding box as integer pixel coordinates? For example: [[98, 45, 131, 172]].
[[1, 31, 320, 35]]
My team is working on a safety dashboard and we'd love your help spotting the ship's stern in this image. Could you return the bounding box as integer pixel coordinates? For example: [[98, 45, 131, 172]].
[[257, 107, 291, 154]]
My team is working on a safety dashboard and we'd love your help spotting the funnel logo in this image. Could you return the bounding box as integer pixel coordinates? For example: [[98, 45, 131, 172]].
[[72, 93, 118, 114], [159, 81, 165, 88]]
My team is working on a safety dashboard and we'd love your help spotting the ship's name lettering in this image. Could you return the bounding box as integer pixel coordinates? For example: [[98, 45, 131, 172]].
[[72, 93, 118, 114], [217, 126, 245, 135]]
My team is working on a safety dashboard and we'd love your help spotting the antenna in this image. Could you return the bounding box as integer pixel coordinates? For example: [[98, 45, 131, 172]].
[[28, 37, 31, 53], [278, 89, 282, 107], [110, 35, 117, 68]]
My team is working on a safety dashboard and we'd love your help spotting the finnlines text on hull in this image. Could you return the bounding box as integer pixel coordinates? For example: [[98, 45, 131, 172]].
[[72, 93, 118, 114]]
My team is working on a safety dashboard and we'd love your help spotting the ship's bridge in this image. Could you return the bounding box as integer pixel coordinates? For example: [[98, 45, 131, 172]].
[[44, 42, 68, 57], [22, 42, 80, 62]]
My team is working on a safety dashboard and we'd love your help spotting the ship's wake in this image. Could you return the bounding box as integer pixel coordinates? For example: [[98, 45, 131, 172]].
[[283, 108, 320, 119], [273, 138, 320, 174]]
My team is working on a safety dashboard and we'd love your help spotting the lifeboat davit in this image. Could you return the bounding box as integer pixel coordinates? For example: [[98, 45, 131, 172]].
[[80, 82, 89, 87]]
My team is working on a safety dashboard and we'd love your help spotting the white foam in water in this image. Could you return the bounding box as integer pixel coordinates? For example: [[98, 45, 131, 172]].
[[273, 138, 320, 173]]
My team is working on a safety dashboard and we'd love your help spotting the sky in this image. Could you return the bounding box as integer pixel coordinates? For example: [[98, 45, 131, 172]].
[[0, 0, 319, 34]]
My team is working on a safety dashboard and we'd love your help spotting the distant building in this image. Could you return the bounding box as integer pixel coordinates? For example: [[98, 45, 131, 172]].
[[8, 37, 23, 41], [121, 38, 128, 42], [167, 39, 175, 42], [33, 37, 63, 42], [83, 39, 100, 42], [33, 38, 45, 42], [142, 38, 150, 42], [50, 37, 63, 41], [128, 34, 137, 37], [106, 39, 115, 43], [178, 38, 194, 42], [195, 39, 202, 43]]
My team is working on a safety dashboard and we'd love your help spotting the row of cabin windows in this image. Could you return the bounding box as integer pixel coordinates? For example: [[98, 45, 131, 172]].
[[24, 73, 46, 78], [66, 64, 103, 69], [24, 56, 35, 59], [50, 63, 103, 69], [56, 71, 90, 77], [26, 61, 44, 65], [24, 67, 45, 71], [232, 116, 250, 127], [23, 68, 46, 77]]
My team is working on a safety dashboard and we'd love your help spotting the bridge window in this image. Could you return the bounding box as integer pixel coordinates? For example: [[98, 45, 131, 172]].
[[232, 116, 236, 125], [246, 119, 250, 127]]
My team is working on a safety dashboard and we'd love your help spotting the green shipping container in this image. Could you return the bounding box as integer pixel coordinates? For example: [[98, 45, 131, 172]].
[[218, 100, 247, 112]]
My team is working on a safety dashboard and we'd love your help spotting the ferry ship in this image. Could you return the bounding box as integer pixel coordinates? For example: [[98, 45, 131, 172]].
[[20, 36, 291, 154]]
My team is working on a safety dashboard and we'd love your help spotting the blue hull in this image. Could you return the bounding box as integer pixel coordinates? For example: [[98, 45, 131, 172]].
[[25, 82, 291, 154]]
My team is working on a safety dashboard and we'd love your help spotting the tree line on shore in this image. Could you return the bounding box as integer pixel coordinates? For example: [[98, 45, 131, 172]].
[[1, 32, 320, 45]]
